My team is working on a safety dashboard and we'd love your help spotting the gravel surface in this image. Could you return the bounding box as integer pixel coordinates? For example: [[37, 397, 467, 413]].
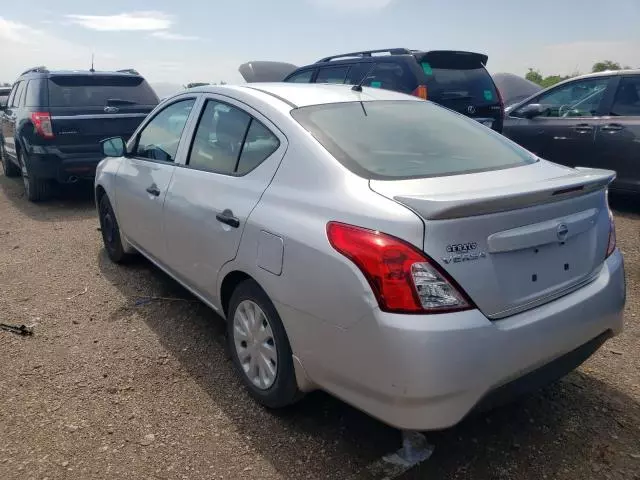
[[0, 177, 638, 480]]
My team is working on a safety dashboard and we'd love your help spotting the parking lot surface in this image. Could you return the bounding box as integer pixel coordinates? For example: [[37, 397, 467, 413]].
[[0, 177, 638, 480]]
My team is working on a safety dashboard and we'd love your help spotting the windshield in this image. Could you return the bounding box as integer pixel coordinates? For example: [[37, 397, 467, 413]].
[[291, 100, 536, 180], [48, 75, 158, 107]]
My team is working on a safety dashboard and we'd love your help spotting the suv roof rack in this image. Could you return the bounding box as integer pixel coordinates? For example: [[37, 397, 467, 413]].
[[316, 48, 414, 63], [20, 66, 49, 76], [116, 69, 140, 75]]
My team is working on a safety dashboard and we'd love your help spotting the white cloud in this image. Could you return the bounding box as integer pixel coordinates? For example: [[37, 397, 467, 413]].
[[151, 31, 199, 41], [66, 11, 172, 32], [0, 16, 41, 44], [307, 0, 394, 11]]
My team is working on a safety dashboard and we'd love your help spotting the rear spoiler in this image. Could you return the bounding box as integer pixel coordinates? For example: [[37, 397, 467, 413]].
[[395, 168, 616, 220], [416, 50, 489, 67], [238, 61, 299, 83]]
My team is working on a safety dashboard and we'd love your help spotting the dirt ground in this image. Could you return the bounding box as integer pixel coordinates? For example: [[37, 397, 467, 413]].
[[0, 176, 638, 480]]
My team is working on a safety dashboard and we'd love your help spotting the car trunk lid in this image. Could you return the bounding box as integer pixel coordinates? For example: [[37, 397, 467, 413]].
[[370, 163, 615, 318]]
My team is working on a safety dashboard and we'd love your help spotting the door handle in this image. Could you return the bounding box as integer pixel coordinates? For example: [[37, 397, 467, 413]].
[[601, 123, 624, 133], [146, 185, 161, 197], [574, 123, 594, 133], [216, 209, 240, 228]]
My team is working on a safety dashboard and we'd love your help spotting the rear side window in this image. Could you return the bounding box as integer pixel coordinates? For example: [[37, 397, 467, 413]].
[[24, 79, 45, 107], [188, 100, 279, 175], [420, 56, 498, 106], [48, 75, 159, 107], [292, 100, 535, 180], [610, 76, 640, 117], [11, 81, 25, 107], [360, 62, 414, 93], [316, 66, 349, 84], [286, 70, 314, 83]]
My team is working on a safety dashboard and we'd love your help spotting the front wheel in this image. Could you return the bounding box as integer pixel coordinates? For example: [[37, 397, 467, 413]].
[[228, 280, 301, 409], [98, 194, 132, 263], [19, 150, 52, 202]]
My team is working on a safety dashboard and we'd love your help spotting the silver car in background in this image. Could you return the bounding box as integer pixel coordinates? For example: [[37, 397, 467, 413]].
[[95, 83, 625, 430]]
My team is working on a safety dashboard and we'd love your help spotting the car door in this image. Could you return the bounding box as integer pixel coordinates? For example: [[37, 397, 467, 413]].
[[162, 95, 287, 303], [594, 75, 640, 193], [114, 95, 199, 262], [2, 81, 24, 161], [503, 76, 614, 166]]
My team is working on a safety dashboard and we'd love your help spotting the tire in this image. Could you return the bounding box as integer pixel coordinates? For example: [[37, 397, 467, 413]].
[[98, 194, 131, 263], [1, 144, 20, 177], [18, 150, 52, 202], [227, 280, 301, 408]]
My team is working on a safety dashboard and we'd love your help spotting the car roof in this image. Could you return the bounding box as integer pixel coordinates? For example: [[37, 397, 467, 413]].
[[569, 69, 640, 81], [188, 83, 421, 109]]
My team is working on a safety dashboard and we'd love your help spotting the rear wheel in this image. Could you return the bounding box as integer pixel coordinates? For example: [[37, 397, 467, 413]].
[[1, 144, 20, 177], [98, 194, 132, 263], [19, 150, 52, 202], [227, 280, 301, 408]]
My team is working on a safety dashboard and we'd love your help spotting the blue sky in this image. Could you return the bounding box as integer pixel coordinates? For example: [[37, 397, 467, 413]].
[[1, 0, 638, 94]]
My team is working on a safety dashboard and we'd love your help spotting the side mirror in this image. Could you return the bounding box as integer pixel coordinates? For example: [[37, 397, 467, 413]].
[[519, 103, 547, 119], [101, 136, 126, 157]]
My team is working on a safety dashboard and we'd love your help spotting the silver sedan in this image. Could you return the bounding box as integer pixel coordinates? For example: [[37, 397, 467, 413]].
[[95, 83, 625, 430]]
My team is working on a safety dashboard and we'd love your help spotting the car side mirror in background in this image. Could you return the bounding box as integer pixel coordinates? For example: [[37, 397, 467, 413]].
[[519, 103, 547, 119], [101, 136, 126, 157]]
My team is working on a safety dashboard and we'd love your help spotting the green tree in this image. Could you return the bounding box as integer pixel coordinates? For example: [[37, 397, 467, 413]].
[[592, 60, 622, 73], [525, 68, 543, 85]]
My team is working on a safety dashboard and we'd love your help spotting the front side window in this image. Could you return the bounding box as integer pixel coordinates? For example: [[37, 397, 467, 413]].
[[523, 77, 610, 118], [316, 66, 349, 84], [610, 76, 640, 117], [188, 100, 280, 175], [135, 99, 195, 162], [292, 100, 536, 180], [286, 70, 314, 83]]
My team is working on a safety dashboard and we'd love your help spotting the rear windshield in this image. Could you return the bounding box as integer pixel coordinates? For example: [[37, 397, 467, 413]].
[[48, 75, 158, 107], [420, 58, 498, 105], [291, 101, 535, 180]]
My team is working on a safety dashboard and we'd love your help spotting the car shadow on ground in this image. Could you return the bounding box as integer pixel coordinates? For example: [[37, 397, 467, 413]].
[[97, 251, 640, 480], [0, 176, 96, 222], [609, 192, 640, 219]]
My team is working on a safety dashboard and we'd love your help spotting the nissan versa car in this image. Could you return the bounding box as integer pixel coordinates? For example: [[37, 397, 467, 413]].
[[95, 84, 625, 430]]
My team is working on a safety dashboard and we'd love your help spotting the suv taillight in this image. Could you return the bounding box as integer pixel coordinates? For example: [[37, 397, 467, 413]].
[[327, 222, 473, 314], [495, 86, 505, 117], [412, 85, 428, 100], [31, 112, 54, 139]]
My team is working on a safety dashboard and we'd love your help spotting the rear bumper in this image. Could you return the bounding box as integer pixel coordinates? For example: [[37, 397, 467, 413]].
[[26, 146, 102, 182], [292, 250, 625, 430]]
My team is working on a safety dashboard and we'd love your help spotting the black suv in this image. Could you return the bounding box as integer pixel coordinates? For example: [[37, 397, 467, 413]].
[[0, 67, 158, 201], [282, 48, 504, 132]]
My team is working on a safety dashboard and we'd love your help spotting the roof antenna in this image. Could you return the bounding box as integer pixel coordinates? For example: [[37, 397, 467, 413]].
[[351, 64, 375, 92], [90, 53, 95, 73]]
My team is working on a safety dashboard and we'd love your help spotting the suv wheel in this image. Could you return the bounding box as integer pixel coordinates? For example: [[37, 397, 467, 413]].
[[227, 280, 301, 408], [18, 150, 52, 202], [1, 144, 20, 177]]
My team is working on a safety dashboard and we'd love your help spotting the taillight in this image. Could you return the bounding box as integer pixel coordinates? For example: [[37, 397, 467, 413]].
[[31, 112, 54, 139], [606, 206, 616, 258], [412, 85, 428, 100], [326, 222, 473, 314]]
